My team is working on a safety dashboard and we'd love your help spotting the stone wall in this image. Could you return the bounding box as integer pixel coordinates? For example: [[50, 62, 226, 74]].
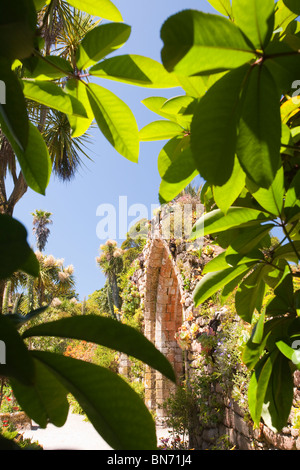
[[119, 197, 300, 450]]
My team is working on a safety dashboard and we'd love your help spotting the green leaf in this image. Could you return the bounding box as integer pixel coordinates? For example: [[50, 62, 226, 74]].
[[159, 146, 198, 204], [18, 249, 40, 278], [0, 315, 35, 385], [160, 10, 255, 76], [265, 42, 300, 96], [65, 79, 94, 138], [22, 315, 176, 383], [90, 55, 179, 88], [202, 252, 230, 274], [235, 265, 266, 323], [252, 311, 265, 345], [10, 357, 69, 428], [14, 122, 52, 195], [237, 65, 281, 189], [0, 214, 36, 279], [248, 352, 275, 426], [246, 166, 284, 216], [87, 83, 139, 162], [231, 0, 275, 50], [213, 156, 246, 214], [190, 64, 250, 186], [243, 329, 270, 370], [265, 272, 295, 317], [226, 224, 275, 255], [0, 58, 29, 152], [285, 170, 300, 210], [281, 97, 300, 124], [275, 0, 298, 32], [191, 207, 271, 239], [157, 135, 190, 178], [139, 121, 184, 142], [206, 0, 232, 17], [261, 352, 294, 432], [21, 80, 88, 118], [76, 23, 131, 70], [193, 264, 252, 307], [65, 0, 123, 22], [283, 0, 300, 15], [23, 55, 73, 81], [32, 351, 157, 450], [0, 0, 36, 60], [273, 241, 300, 264]]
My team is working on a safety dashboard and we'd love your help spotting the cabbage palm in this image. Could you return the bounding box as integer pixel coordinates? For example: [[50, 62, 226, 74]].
[[32, 209, 53, 252], [96, 240, 124, 318]]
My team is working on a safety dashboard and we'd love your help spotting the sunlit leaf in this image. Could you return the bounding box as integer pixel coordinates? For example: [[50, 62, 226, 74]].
[[65, 0, 123, 22], [87, 83, 139, 162], [191, 207, 272, 239], [193, 264, 252, 306], [65, 79, 94, 138], [213, 156, 246, 214], [231, 0, 275, 50], [76, 23, 131, 70], [160, 10, 255, 76], [21, 80, 88, 117], [139, 121, 185, 142], [90, 54, 179, 88]]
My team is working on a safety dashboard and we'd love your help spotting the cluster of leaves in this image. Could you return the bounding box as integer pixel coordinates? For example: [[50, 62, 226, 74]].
[[140, 0, 300, 433], [0, 0, 180, 450]]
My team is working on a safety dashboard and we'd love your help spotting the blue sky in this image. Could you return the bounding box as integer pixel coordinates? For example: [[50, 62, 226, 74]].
[[13, 0, 214, 301]]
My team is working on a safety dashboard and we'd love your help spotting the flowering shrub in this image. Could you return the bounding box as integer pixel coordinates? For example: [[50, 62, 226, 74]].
[[175, 314, 199, 350], [158, 435, 189, 450], [0, 383, 21, 414]]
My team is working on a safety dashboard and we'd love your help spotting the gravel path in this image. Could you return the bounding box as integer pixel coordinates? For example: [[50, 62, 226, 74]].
[[22, 413, 112, 450], [21, 412, 170, 450]]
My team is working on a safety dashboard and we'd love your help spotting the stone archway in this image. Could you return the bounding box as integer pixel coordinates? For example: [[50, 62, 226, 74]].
[[143, 238, 184, 423]]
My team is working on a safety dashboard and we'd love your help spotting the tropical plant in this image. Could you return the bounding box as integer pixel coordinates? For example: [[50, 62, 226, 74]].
[[96, 240, 124, 316], [138, 0, 300, 434], [32, 209, 52, 252], [0, 0, 179, 450]]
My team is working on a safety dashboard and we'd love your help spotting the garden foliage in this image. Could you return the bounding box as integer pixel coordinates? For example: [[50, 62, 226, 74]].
[[1, 0, 300, 449], [140, 0, 300, 433], [0, 0, 177, 450]]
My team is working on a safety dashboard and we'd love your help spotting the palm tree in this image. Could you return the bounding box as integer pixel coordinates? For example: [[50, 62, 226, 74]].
[[32, 209, 53, 252], [96, 240, 124, 319], [0, 4, 96, 311]]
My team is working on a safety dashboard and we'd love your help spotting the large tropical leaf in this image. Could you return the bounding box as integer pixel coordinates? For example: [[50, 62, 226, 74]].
[[193, 264, 253, 306], [76, 23, 131, 70], [32, 351, 157, 450], [191, 207, 272, 239], [231, 0, 275, 50], [237, 64, 281, 189], [22, 315, 176, 383], [90, 54, 179, 88], [87, 83, 139, 162], [190, 64, 251, 186], [65, 0, 123, 22], [10, 358, 69, 428], [160, 10, 256, 76], [21, 80, 88, 118]]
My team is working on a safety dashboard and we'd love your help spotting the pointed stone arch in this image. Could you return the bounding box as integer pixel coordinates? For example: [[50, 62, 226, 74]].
[[143, 238, 184, 423]]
